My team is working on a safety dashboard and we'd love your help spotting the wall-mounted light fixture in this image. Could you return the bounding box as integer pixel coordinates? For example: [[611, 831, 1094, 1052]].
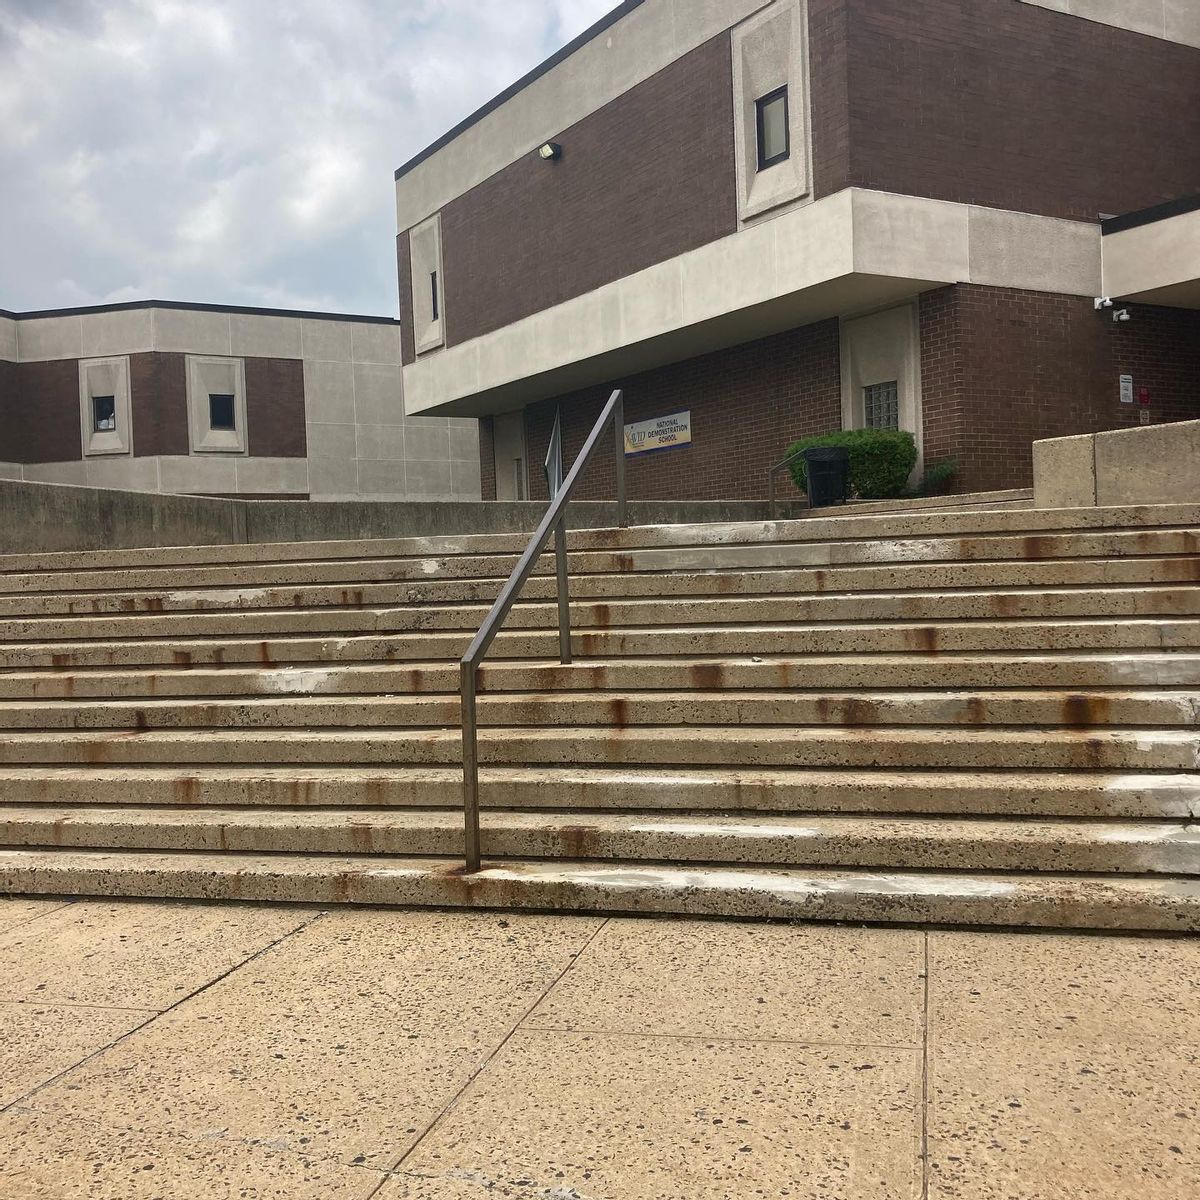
[[537, 141, 563, 161]]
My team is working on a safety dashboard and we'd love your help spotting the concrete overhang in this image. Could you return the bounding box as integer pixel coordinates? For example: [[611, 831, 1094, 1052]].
[[1102, 201, 1200, 309], [404, 188, 1101, 417]]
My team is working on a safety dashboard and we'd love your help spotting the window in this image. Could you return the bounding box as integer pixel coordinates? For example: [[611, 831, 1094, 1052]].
[[92, 395, 117, 433], [430, 270, 440, 322], [755, 85, 790, 171], [208, 393, 237, 431], [864, 381, 900, 431]]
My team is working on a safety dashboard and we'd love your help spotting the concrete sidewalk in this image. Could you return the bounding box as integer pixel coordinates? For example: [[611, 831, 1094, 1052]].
[[0, 898, 1194, 1198]]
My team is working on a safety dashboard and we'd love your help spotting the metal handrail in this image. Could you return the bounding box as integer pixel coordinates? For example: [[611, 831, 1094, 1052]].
[[767, 446, 810, 520], [459, 389, 627, 872]]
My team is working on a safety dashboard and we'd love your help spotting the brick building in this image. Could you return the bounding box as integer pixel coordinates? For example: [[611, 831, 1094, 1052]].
[[0, 301, 481, 501], [394, 0, 1200, 501]]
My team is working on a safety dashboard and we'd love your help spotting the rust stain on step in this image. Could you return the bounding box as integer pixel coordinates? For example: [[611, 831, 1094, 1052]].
[[1062, 694, 1113, 728]]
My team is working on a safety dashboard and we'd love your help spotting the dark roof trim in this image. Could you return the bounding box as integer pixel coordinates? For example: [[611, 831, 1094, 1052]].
[[1102, 193, 1200, 235], [0, 299, 400, 325], [393, 0, 646, 182]]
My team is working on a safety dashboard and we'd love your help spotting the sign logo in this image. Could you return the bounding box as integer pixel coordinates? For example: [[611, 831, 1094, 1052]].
[[624, 410, 692, 457]]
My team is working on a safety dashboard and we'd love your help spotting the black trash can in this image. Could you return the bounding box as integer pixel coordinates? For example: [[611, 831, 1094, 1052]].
[[802, 446, 850, 509]]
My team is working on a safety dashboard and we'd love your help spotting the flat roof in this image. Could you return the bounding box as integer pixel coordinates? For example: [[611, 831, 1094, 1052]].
[[0, 299, 400, 326], [393, 0, 645, 182], [1102, 193, 1200, 235]]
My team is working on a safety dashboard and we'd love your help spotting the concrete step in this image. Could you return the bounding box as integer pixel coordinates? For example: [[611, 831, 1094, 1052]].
[[6, 556, 1196, 617], [0, 726, 1194, 770], [1, 806, 1196, 875], [3, 503, 1197, 576], [6, 653, 1198, 700], [1, 690, 1196, 731], [0, 585, 1195, 642], [1, 618, 1196, 670], [0, 847, 1196, 930], [0, 764, 1194, 817], [1, 529, 1195, 595]]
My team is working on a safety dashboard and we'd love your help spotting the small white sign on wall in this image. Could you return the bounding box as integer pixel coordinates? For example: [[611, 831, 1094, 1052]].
[[624, 411, 692, 457], [1120, 375, 1134, 404]]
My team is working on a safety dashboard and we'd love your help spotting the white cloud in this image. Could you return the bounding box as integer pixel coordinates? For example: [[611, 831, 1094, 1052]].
[[0, 0, 618, 315]]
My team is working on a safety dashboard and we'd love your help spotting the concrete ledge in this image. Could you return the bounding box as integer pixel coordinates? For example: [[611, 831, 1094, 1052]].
[[1033, 420, 1200, 508]]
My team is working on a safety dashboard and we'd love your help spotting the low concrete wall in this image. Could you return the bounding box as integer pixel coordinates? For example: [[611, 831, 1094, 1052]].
[[1033, 419, 1200, 508], [0, 481, 247, 554]]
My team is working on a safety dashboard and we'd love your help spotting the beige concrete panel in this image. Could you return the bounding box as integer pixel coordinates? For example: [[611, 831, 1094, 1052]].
[[79, 308, 154, 358], [403, 458, 454, 498], [0, 315, 16, 361], [1165, 0, 1200, 45], [0, 462, 22, 481], [355, 423, 407, 462], [303, 358, 357, 424], [305, 421, 357, 461], [927, 1040, 1199, 1198], [16, 315, 83, 361], [352, 362, 405, 426], [351, 322, 402, 365], [527, 919, 923, 1043], [929, 930, 1200, 1046], [152, 308, 231, 355], [307, 456, 361, 499], [404, 413, 448, 428], [301, 318, 354, 362], [450, 455, 482, 499], [773, 187, 857, 285], [229, 312, 304, 359], [447, 420, 479, 462], [0, 1003, 151, 1107], [1094, 419, 1200, 506], [84, 456, 160, 493], [1102, 208, 1200, 303], [390, 1032, 922, 1199], [0, 1110, 385, 1199], [157, 454, 239, 495], [356, 458, 407, 497], [79, 356, 133, 458], [1019, 0, 1171, 41], [1033, 432, 1097, 508], [681, 218, 780, 326], [21, 461, 89, 485], [234, 457, 309, 495], [0, 897, 69, 936], [853, 190, 970, 283], [617, 258, 686, 346], [23, 910, 600, 1170], [409, 215, 445, 353], [0, 899, 309, 1009], [969, 207, 1101, 297], [400, 422, 448, 462], [185, 355, 246, 454]]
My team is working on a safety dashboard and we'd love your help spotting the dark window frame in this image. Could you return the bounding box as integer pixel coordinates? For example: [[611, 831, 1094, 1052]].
[[91, 394, 117, 434], [755, 85, 790, 172], [208, 393, 237, 432]]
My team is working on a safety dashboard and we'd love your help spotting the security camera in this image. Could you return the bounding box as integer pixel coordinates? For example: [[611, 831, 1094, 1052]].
[[1113, 309, 1131, 323], [1094, 297, 1114, 310]]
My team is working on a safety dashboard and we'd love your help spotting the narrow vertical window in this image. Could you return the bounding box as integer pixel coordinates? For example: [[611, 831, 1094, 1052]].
[[208, 393, 237, 432], [430, 270, 440, 322], [755, 85, 790, 171], [864, 381, 900, 431], [91, 395, 117, 433]]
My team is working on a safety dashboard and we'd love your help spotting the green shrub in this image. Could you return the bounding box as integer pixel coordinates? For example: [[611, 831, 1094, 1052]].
[[913, 458, 957, 497], [786, 429, 918, 500]]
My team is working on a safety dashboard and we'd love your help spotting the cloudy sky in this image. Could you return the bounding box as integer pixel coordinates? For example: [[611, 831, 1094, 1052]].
[[0, 0, 616, 316]]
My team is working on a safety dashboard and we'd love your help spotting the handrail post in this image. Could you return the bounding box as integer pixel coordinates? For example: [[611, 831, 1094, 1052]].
[[554, 516, 571, 664], [614, 390, 627, 529], [460, 661, 482, 873]]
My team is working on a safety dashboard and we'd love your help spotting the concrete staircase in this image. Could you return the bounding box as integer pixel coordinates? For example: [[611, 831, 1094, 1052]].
[[0, 504, 1197, 930]]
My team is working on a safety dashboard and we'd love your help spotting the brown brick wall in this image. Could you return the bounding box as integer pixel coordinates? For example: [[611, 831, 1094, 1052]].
[[6, 360, 82, 463], [808, 0, 851, 203], [520, 321, 842, 503], [478, 415, 497, 501], [244, 357, 307, 458], [130, 353, 188, 456], [918, 285, 1200, 493], [437, 34, 738, 349], [834, 0, 1200, 220]]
